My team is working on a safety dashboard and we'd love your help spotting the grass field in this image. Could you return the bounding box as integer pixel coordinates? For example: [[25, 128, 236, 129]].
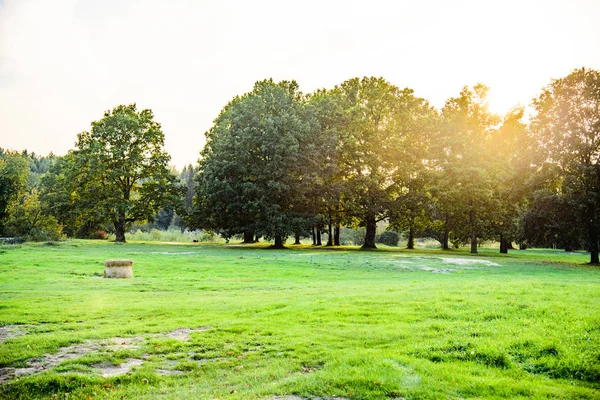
[[1, 240, 599, 399]]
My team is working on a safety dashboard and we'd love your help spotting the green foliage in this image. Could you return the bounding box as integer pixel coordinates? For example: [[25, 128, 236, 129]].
[[529, 68, 600, 262], [0, 150, 30, 235], [430, 84, 501, 252], [520, 189, 585, 250], [338, 227, 366, 246], [192, 80, 314, 247], [336, 78, 435, 248], [376, 230, 400, 246], [4, 189, 63, 241], [66, 104, 183, 242], [38, 154, 104, 238]]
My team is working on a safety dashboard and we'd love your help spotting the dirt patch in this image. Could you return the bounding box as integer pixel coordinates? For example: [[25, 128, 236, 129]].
[[0, 340, 106, 383], [420, 266, 454, 274], [156, 368, 185, 376], [0, 336, 145, 383], [163, 328, 208, 341], [0, 325, 27, 343], [0, 328, 209, 383], [105, 336, 144, 350], [267, 397, 351, 400], [96, 358, 143, 378], [267, 397, 306, 400], [440, 257, 499, 266]]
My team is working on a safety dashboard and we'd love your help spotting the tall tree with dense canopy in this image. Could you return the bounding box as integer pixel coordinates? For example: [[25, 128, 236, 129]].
[[336, 77, 434, 248], [70, 104, 181, 242], [434, 84, 499, 253], [530, 68, 600, 263], [192, 80, 314, 248], [306, 88, 347, 246]]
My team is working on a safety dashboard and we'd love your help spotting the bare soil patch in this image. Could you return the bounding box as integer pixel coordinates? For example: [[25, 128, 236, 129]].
[[0, 327, 210, 383], [96, 358, 143, 378], [163, 328, 208, 341], [420, 266, 454, 274], [0, 325, 27, 343]]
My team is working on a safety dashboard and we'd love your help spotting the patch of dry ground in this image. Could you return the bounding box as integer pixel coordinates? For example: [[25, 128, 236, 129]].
[[267, 397, 351, 400], [0, 327, 209, 383], [0, 325, 27, 343]]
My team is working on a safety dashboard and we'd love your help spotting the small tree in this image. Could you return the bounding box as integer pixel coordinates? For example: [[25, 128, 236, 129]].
[[5, 189, 63, 241], [0, 150, 30, 235]]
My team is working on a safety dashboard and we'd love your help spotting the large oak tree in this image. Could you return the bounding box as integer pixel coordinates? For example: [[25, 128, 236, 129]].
[[192, 80, 314, 248], [70, 104, 181, 242]]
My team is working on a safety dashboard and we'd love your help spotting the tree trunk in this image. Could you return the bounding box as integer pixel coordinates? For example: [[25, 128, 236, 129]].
[[312, 227, 316, 245], [407, 226, 415, 250], [254, 235, 260, 243], [442, 212, 450, 250], [499, 234, 507, 254], [469, 206, 477, 254], [316, 226, 322, 246], [114, 212, 126, 243], [589, 224, 599, 264], [334, 224, 340, 246], [470, 234, 477, 254], [273, 234, 284, 249], [294, 233, 301, 245], [519, 243, 527, 250], [326, 214, 333, 246], [243, 231, 254, 243], [362, 215, 377, 249]]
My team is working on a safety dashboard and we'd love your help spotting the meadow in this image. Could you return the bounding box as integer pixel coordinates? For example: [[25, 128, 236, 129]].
[[0, 240, 599, 399]]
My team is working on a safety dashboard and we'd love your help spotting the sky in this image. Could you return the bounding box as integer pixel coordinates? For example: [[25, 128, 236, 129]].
[[1, 0, 599, 169]]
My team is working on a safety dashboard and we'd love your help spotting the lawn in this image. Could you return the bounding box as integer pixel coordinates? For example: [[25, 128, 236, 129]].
[[0, 240, 599, 399]]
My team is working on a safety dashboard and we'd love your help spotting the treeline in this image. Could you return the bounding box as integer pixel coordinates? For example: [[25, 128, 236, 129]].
[[189, 69, 600, 263], [1, 68, 599, 263]]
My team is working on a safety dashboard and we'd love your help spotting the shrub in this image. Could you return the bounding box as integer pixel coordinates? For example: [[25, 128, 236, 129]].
[[376, 231, 400, 246], [90, 230, 107, 240]]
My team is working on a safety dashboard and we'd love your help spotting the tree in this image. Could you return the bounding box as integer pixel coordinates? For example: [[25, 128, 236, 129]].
[[191, 80, 314, 248], [520, 189, 585, 250], [306, 88, 347, 246], [388, 178, 433, 249], [4, 189, 63, 241], [530, 68, 600, 263], [38, 154, 106, 238], [0, 150, 30, 235], [489, 108, 531, 253], [336, 77, 434, 249], [433, 84, 500, 253], [70, 104, 181, 242]]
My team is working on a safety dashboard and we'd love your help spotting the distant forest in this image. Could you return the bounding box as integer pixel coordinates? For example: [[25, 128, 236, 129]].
[[1, 68, 599, 263]]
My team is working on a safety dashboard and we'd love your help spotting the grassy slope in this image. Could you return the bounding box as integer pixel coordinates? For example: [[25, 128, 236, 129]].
[[0, 240, 599, 399]]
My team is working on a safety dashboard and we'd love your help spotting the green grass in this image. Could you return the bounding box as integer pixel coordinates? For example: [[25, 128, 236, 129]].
[[0, 240, 599, 399]]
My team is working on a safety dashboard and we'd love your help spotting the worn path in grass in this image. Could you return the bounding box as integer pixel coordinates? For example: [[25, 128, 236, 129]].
[[0, 240, 599, 399]]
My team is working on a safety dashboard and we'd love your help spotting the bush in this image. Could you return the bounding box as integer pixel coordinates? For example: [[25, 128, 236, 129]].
[[339, 228, 365, 246], [90, 230, 107, 240], [376, 231, 400, 246]]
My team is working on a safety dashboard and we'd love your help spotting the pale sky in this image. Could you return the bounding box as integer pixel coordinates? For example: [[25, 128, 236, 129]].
[[1, 0, 599, 168]]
